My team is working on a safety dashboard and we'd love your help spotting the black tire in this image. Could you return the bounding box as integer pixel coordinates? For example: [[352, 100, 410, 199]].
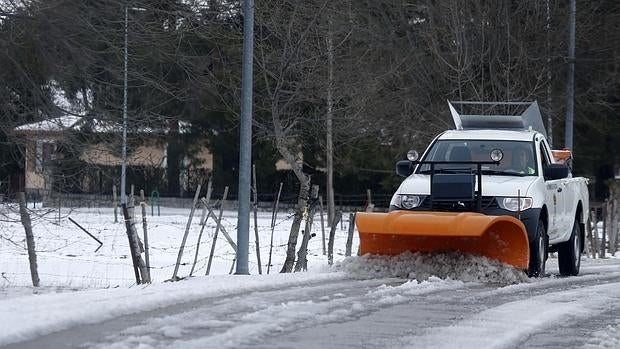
[[558, 218, 581, 276], [528, 219, 547, 277]]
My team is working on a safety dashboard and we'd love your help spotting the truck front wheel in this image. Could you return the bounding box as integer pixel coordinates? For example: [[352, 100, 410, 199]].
[[558, 218, 581, 276], [528, 219, 547, 277]]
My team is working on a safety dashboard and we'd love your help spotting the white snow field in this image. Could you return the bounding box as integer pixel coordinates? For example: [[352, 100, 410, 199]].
[[0, 205, 353, 294], [1, 205, 619, 348]]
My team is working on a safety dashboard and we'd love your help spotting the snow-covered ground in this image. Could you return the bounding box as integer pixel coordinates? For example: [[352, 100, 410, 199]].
[[0, 205, 353, 296], [1, 205, 619, 348]]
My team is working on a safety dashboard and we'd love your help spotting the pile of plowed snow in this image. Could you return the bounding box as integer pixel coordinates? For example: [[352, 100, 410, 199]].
[[334, 251, 528, 284]]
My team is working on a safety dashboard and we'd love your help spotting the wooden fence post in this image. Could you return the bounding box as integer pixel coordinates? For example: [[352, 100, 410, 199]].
[[252, 164, 262, 274], [200, 178, 213, 226], [267, 183, 283, 274], [190, 198, 211, 277], [206, 187, 229, 275], [609, 185, 618, 255], [122, 203, 145, 284], [345, 212, 356, 256], [587, 209, 596, 258], [204, 201, 237, 251], [171, 184, 202, 280], [602, 200, 608, 258], [592, 209, 600, 258], [192, 196, 240, 277], [113, 185, 118, 223], [612, 192, 620, 251], [18, 192, 39, 287], [57, 192, 61, 224], [129, 184, 135, 208], [140, 202, 151, 283]]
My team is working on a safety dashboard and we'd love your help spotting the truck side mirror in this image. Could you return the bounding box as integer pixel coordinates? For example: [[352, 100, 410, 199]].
[[544, 163, 570, 180], [396, 160, 414, 177]]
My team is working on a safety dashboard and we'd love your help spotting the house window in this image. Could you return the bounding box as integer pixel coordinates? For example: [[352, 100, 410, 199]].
[[35, 141, 56, 173]]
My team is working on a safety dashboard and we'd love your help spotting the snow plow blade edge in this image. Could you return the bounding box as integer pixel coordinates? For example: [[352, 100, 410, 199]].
[[356, 211, 529, 270]]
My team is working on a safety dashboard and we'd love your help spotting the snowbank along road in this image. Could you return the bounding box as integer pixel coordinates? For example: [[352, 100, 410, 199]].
[[2, 253, 620, 349]]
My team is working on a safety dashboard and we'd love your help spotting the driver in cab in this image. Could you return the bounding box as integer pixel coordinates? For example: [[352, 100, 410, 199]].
[[507, 147, 535, 175]]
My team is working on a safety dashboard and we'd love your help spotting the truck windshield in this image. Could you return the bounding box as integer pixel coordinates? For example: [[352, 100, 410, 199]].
[[416, 139, 537, 176]]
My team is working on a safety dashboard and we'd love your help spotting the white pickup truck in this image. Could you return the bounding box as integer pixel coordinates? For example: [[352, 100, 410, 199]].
[[390, 101, 589, 276]]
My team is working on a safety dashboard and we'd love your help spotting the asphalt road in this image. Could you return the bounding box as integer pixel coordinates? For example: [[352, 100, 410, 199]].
[[5, 257, 620, 349]]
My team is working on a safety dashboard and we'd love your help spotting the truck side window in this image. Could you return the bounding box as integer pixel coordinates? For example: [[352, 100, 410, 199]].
[[539, 142, 551, 172]]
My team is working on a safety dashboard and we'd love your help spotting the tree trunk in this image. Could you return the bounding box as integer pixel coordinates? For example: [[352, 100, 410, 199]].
[[327, 212, 341, 266], [609, 183, 619, 255], [326, 16, 336, 226], [280, 178, 310, 273], [294, 185, 319, 272], [166, 119, 181, 196]]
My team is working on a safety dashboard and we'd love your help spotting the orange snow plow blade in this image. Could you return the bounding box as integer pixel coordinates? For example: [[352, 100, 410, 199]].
[[356, 211, 530, 269]]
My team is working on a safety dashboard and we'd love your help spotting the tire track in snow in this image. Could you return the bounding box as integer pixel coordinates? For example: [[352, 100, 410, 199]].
[[394, 281, 620, 349], [0, 276, 403, 349], [250, 262, 620, 349], [82, 278, 470, 349]]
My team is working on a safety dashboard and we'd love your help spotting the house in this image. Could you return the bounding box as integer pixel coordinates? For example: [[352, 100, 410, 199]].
[[13, 115, 213, 196]]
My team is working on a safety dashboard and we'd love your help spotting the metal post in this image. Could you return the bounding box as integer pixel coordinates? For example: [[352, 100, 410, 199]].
[[477, 164, 482, 212], [564, 0, 576, 150], [120, 4, 129, 205], [235, 0, 254, 275], [546, 0, 553, 146]]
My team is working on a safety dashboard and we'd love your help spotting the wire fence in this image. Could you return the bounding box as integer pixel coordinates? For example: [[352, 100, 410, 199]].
[[0, 203, 359, 291], [0, 189, 394, 212]]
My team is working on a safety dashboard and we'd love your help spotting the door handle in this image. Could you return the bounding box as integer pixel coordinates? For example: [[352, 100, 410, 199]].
[[557, 187, 562, 193]]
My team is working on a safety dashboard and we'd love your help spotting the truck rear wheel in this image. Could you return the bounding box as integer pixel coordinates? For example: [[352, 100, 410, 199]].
[[528, 219, 547, 277], [558, 218, 581, 276]]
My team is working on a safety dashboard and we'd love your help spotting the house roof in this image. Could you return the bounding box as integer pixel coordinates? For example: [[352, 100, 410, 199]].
[[14, 115, 192, 134], [14, 115, 83, 132]]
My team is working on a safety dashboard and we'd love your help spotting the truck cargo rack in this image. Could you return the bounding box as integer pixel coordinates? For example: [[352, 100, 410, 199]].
[[448, 100, 547, 139]]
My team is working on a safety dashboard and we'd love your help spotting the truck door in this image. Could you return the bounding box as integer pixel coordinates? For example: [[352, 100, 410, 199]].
[[539, 140, 565, 241]]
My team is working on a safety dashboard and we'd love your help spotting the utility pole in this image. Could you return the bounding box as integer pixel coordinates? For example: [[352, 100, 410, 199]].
[[564, 0, 576, 150], [546, 0, 553, 147], [236, 0, 254, 275], [121, 4, 129, 205]]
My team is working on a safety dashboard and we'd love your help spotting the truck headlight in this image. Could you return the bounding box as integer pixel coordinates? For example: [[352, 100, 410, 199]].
[[396, 194, 424, 209], [498, 197, 533, 211]]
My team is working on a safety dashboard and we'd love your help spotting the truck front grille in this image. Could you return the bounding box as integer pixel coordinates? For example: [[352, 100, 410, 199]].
[[418, 196, 498, 211]]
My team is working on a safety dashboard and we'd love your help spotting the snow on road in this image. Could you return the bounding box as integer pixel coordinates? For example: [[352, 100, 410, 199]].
[[0, 252, 519, 347], [396, 281, 620, 349], [585, 320, 620, 349], [0, 272, 346, 346], [1, 256, 620, 348]]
